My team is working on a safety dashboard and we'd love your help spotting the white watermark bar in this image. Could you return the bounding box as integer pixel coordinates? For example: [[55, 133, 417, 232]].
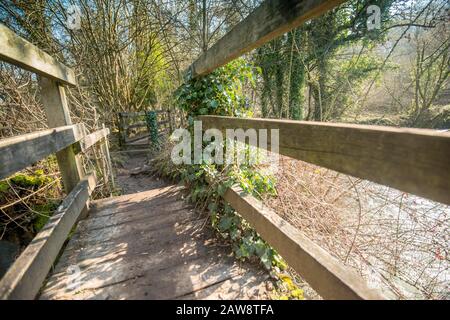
[[170, 121, 279, 172]]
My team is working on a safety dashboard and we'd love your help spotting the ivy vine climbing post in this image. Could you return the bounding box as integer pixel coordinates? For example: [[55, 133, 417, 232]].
[[146, 111, 159, 150]]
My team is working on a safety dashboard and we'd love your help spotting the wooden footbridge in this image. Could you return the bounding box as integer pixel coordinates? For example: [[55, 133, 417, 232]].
[[0, 0, 449, 300]]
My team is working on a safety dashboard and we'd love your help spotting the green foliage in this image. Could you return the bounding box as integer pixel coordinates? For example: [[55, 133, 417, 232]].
[[175, 58, 257, 119], [157, 59, 289, 273], [255, 0, 396, 121], [168, 161, 286, 272], [162, 160, 301, 299], [273, 274, 304, 300], [0, 164, 61, 245], [228, 167, 277, 197], [32, 201, 59, 232], [133, 35, 168, 108], [0, 181, 9, 193], [10, 170, 52, 188], [146, 111, 160, 150], [325, 52, 385, 119]]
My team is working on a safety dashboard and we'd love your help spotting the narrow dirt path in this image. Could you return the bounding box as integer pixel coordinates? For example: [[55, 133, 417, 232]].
[[115, 154, 167, 194], [40, 153, 273, 300], [40, 152, 273, 299]]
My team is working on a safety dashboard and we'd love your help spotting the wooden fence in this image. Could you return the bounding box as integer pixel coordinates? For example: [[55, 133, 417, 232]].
[[0, 23, 111, 299], [118, 110, 172, 147], [1, 0, 449, 300], [187, 0, 450, 299]]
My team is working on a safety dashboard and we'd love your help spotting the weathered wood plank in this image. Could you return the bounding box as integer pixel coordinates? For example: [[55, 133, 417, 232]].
[[124, 121, 146, 129], [118, 113, 127, 146], [0, 124, 84, 180], [39, 181, 270, 300], [188, 0, 345, 77], [223, 185, 385, 300], [0, 24, 76, 86], [39, 78, 85, 194], [78, 128, 110, 152], [177, 270, 270, 300], [124, 133, 150, 144], [158, 120, 170, 126], [0, 174, 96, 300], [101, 124, 115, 189], [88, 185, 185, 216], [200, 116, 450, 205], [119, 110, 166, 117], [47, 218, 205, 281]]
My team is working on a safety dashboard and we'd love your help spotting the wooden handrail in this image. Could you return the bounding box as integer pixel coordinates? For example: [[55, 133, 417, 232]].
[[0, 124, 84, 180], [123, 121, 147, 130], [0, 24, 114, 300], [124, 133, 150, 144], [187, 0, 345, 78], [78, 127, 110, 152], [200, 116, 450, 205], [118, 110, 167, 117], [0, 24, 76, 86], [0, 122, 111, 301], [0, 174, 96, 300], [0, 125, 111, 180], [118, 109, 171, 146], [223, 185, 385, 299]]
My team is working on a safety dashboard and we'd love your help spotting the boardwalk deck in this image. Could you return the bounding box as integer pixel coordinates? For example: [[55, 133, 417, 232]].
[[39, 185, 271, 299]]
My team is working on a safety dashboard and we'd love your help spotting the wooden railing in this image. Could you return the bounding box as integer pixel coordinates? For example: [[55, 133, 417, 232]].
[[0, 24, 111, 299], [201, 116, 450, 300], [187, 0, 345, 78], [1, 0, 448, 301], [201, 116, 450, 205], [187, 0, 450, 300], [118, 110, 172, 146]]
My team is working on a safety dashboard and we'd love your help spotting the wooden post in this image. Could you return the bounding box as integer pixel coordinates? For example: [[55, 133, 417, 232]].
[[102, 124, 115, 192], [93, 143, 106, 182], [119, 112, 128, 146], [38, 77, 84, 194]]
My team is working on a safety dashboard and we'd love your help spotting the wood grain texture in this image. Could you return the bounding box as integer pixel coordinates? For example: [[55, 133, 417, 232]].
[[0, 24, 76, 86], [79, 128, 110, 152], [188, 0, 345, 77], [123, 121, 146, 130], [0, 174, 96, 300], [39, 78, 85, 194], [223, 185, 385, 300], [39, 186, 271, 300], [200, 116, 450, 205], [0, 124, 84, 180], [101, 124, 115, 189], [118, 110, 166, 117]]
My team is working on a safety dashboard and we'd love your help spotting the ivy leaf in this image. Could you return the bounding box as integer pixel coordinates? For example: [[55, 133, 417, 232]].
[[261, 251, 272, 270], [224, 204, 234, 214], [238, 243, 250, 258], [235, 248, 244, 259], [230, 228, 241, 240], [254, 240, 267, 257], [273, 254, 288, 270], [208, 202, 217, 213], [218, 216, 233, 232], [209, 99, 219, 109], [217, 183, 227, 196]]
